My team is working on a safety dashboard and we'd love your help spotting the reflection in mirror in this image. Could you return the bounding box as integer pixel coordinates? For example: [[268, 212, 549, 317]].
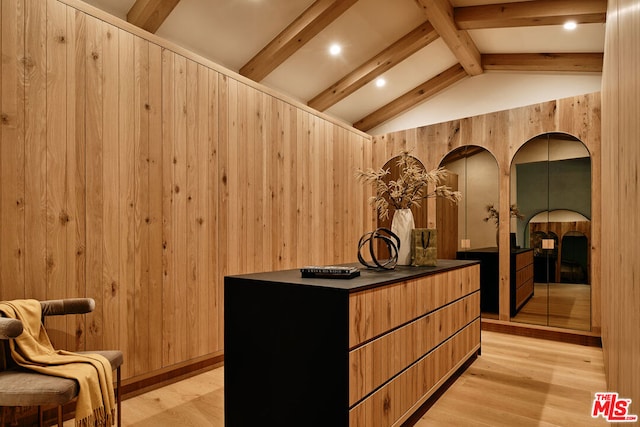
[[440, 146, 499, 318], [375, 155, 429, 234], [374, 154, 460, 262], [510, 133, 591, 331]]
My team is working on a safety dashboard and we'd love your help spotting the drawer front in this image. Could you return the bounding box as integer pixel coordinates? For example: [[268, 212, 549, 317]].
[[349, 319, 481, 427], [349, 264, 480, 348], [515, 250, 533, 270], [349, 292, 480, 406], [516, 278, 534, 308], [515, 263, 534, 286]]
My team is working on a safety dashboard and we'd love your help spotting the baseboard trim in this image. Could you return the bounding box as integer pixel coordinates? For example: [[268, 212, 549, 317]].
[[121, 353, 225, 400], [481, 318, 602, 347]]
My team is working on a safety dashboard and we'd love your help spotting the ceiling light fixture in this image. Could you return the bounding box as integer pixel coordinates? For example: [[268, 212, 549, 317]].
[[564, 21, 577, 30], [375, 78, 386, 88], [329, 43, 341, 56]]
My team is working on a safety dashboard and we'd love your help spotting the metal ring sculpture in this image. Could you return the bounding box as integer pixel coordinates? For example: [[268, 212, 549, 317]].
[[357, 228, 400, 270]]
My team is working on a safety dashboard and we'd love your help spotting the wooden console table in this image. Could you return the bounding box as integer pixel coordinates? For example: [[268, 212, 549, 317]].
[[224, 260, 480, 427]]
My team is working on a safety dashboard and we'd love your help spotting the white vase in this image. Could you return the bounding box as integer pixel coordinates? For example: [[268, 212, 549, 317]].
[[391, 208, 415, 266]]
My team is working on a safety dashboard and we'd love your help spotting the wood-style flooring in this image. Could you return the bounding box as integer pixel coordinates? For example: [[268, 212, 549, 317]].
[[85, 331, 607, 427], [512, 283, 592, 331]]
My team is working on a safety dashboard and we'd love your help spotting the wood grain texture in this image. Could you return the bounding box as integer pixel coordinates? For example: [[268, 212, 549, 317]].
[[126, 0, 181, 34], [0, 0, 372, 383], [372, 92, 602, 331], [349, 292, 480, 405], [45, 0, 68, 347], [0, 0, 612, 395], [348, 264, 479, 348], [482, 52, 604, 73], [1, 0, 26, 302], [308, 21, 439, 112], [111, 330, 605, 427], [24, 0, 47, 304], [601, 0, 640, 408], [349, 320, 481, 427], [455, 0, 607, 30], [239, 0, 358, 82], [353, 64, 467, 132], [414, 0, 482, 76]]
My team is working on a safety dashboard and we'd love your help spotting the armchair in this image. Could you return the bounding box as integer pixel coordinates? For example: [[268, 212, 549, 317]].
[[0, 298, 122, 427]]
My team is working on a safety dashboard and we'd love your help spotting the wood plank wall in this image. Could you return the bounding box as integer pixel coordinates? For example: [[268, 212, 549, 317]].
[[601, 0, 640, 407], [371, 92, 602, 330], [0, 0, 372, 381]]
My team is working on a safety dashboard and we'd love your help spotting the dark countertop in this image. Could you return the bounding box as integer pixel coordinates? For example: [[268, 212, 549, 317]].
[[224, 259, 479, 293]]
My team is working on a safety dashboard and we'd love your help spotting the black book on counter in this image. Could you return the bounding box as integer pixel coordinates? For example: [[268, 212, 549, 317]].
[[300, 265, 360, 279]]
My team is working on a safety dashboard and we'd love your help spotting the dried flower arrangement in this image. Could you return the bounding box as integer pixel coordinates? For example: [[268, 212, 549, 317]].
[[355, 151, 462, 220], [483, 204, 524, 226]]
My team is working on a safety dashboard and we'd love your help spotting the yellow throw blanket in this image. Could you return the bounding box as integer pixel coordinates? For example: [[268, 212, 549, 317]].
[[0, 299, 115, 427]]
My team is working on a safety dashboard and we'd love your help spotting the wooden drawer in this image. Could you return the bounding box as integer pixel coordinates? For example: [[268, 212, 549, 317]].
[[515, 250, 533, 270], [349, 292, 480, 405], [515, 263, 534, 287], [349, 319, 481, 427], [348, 264, 480, 348], [515, 278, 534, 309]]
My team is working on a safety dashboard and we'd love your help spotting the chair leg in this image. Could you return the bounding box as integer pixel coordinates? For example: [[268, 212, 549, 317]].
[[38, 406, 43, 427], [116, 366, 121, 427], [57, 405, 63, 426]]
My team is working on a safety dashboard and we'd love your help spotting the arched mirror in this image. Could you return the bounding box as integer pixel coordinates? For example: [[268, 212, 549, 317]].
[[440, 146, 500, 319], [509, 133, 591, 331]]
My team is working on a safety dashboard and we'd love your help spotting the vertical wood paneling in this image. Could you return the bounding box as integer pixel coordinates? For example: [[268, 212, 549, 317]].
[[101, 21, 119, 354], [372, 94, 601, 331], [1, 0, 372, 382], [172, 53, 187, 363], [1, 0, 607, 388], [24, 0, 47, 303], [84, 14, 103, 351], [65, 7, 86, 351], [160, 48, 175, 366], [602, 0, 640, 407], [296, 110, 310, 264], [195, 63, 209, 357], [45, 0, 68, 345], [206, 68, 219, 354], [0, 0, 25, 302], [185, 58, 199, 359], [281, 101, 297, 268], [147, 42, 163, 369], [133, 35, 150, 375], [118, 29, 135, 378], [270, 97, 284, 271]]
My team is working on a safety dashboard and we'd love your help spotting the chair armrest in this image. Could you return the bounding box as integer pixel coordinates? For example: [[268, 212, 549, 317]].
[[40, 298, 95, 317], [0, 316, 23, 340]]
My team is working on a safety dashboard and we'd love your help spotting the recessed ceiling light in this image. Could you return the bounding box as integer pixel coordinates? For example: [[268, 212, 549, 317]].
[[375, 78, 386, 88], [564, 21, 577, 30], [329, 43, 341, 56]]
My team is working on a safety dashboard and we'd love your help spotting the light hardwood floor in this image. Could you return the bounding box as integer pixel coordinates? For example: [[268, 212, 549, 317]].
[[511, 283, 592, 331], [91, 331, 607, 427]]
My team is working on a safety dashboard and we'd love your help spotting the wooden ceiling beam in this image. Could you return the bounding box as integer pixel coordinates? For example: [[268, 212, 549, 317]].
[[127, 0, 181, 33], [353, 64, 467, 132], [308, 21, 439, 112], [240, 0, 358, 82], [455, 0, 607, 30], [482, 53, 604, 72], [414, 0, 483, 76]]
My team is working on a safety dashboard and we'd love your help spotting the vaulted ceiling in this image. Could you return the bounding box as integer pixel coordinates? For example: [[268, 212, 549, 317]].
[[82, 0, 606, 133]]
